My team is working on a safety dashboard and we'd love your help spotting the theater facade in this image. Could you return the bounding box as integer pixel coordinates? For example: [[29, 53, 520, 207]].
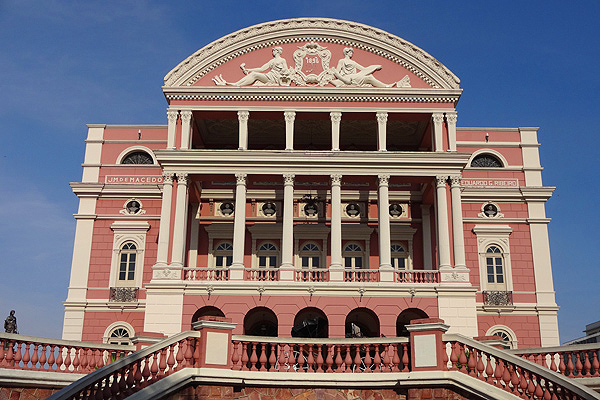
[[62, 18, 559, 349]]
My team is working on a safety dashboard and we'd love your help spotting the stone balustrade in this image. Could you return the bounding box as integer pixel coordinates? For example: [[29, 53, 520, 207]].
[[511, 343, 600, 379]]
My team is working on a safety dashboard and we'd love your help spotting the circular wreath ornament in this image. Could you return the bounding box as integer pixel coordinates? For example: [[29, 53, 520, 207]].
[[304, 202, 318, 217], [262, 202, 277, 216], [389, 203, 403, 217], [478, 202, 503, 218], [345, 203, 360, 217]]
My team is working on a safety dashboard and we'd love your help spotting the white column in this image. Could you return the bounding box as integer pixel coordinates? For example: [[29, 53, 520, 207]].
[[281, 174, 295, 268], [449, 175, 466, 269], [435, 175, 451, 269], [167, 109, 178, 149], [188, 204, 199, 268], [284, 111, 295, 150], [432, 113, 444, 152], [330, 174, 343, 269], [378, 174, 391, 269], [180, 110, 192, 150], [446, 112, 457, 152], [238, 110, 249, 150], [376, 112, 388, 151], [155, 173, 174, 267], [170, 173, 189, 268], [231, 173, 247, 269], [421, 204, 433, 270], [330, 112, 341, 151]]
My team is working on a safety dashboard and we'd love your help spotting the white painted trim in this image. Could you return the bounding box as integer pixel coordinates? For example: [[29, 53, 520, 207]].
[[485, 324, 518, 349], [102, 321, 136, 344], [115, 145, 158, 164], [466, 148, 509, 168]]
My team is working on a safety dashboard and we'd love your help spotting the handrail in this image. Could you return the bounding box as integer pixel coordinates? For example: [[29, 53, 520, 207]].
[[47, 330, 200, 400], [0, 332, 135, 351], [232, 334, 409, 345], [510, 343, 600, 378], [443, 333, 600, 400]]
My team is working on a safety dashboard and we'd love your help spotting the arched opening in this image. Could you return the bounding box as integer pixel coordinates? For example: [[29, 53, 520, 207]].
[[244, 307, 278, 337], [292, 307, 328, 338], [345, 308, 380, 338], [191, 306, 225, 325], [396, 308, 428, 337]]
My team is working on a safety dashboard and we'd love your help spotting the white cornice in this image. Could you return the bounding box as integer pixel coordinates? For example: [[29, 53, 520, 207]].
[[164, 18, 461, 89]]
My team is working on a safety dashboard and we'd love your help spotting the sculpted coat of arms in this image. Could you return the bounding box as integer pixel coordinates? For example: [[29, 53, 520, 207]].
[[212, 43, 411, 88]]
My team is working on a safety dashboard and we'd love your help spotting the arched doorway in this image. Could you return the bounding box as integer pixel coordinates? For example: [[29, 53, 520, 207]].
[[292, 307, 328, 338], [345, 308, 380, 338], [396, 308, 428, 337], [244, 307, 278, 337], [191, 306, 225, 326]]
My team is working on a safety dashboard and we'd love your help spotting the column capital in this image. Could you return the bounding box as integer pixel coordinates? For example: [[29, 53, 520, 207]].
[[284, 111, 296, 123], [167, 109, 179, 123], [176, 173, 189, 185], [376, 111, 388, 124], [449, 175, 461, 187], [330, 112, 342, 123], [283, 173, 295, 185], [162, 173, 175, 184], [432, 113, 444, 124], [378, 174, 390, 185], [235, 173, 247, 184], [237, 110, 249, 122], [180, 110, 192, 123], [330, 174, 342, 185], [445, 112, 457, 124], [435, 175, 448, 187]]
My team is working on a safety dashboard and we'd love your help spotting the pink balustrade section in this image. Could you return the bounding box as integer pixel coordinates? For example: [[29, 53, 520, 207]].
[[344, 269, 379, 282], [183, 267, 229, 281], [395, 270, 439, 283], [230, 337, 410, 373], [0, 333, 134, 374], [245, 268, 280, 281], [294, 269, 329, 282], [512, 344, 600, 379], [442, 334, 598, 400]]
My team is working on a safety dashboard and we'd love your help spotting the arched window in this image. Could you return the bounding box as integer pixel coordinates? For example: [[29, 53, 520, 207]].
[[345, 308, 380, 338], [300, 243, 321, 269], [108, 327, 131, 346], [344, 243, 363, 269], [471, 154, 502, 168], [487, 327, 517, 349], [122, 151, 153, 164], [258, 242, 278, 268], [391, 243, 408, 270], [486, 245, 505, 290], [214, 242, 233, 268], [118, 242, 137, 284]]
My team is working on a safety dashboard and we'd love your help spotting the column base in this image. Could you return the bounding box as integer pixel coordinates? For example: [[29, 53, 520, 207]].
[[279, 264, 295, 281], [229, 263, 245, 281]]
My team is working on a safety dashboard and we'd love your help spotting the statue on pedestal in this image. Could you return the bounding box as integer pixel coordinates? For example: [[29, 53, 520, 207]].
[[4, 310, 17, 334]]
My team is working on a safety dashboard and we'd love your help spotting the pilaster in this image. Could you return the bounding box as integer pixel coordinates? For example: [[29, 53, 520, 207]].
[[449, 175, 466, 269], [155, 173, 174, 268], [180, 110, 193, 150], [238, 111, 249, 150], [231, 173, 247, 278], [167, 109, 178, 149], [284, 111, 295, 150], [432, 113, 444, 152], [329, 174, 343, 280], [170, 173, 189, 270], [435, 175, 451, 269], [281, 174, 295, 274], [421, 204, 433, 270], [376, 111, 388, 151], [330, 112, 341, 151], [446, 112, 457, 152]]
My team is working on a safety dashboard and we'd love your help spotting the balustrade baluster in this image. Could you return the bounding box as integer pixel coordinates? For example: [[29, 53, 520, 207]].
[[307, 345, 315, 372], [47, 345, 56, 371], [382, 344, 391, 372], [391, 344, 400, 372], [502, 361, 511, 390], [526, 371, 536, 398], [134, 360, 143, 390], [485, 353, 494, 382], [277, 344, 288, 372], [468, 346, 476, 376], [575, 352, 583, 377], [373, 345, 382, 372], [175, 340, 185, 371], [184, 338, 194, 368], [166, 343, 176, 375], [250, 342, 258, 371], [158, 348, 167, 377], [543, 380, 551, 400], [476, 350, 485, 380], [119, 366, 128, 395], [141, 355, 151, 386], [493, 358, 504, 385], [241, 342, 249, 371], [259, 343, 267, 371], [519, 367, 528, 397], [457, 344, 467, 372], [150, 351, 159, 380], [5, 342, 14, 368], [548, 352, 557, 372], [566, 352, 574, 377], [0, 341, 5, 368], [79, 348, 88, 372], [450, 342, 458, 370], [353, 344, 362, 373], [344, 345, 352, 372], [583, 351, 592, 377], [231, 341, 240, 370], [193, 337, 201, 367], [126, 364, 136, 394], [364, 344, 372, 372], [316, 344, 324, 372], [325, 345, 334, 372], [558, 353, 566, 376], [534, 374, 544, 399], [401, 343, 409, 372], [110, 371, 120, 398], [509, 365, 520, 395], [31, 343, 39, 370], [55, 345, 63, 371], [442, 342, 449, 371], [592, 352, 599, 377], [64, 346, 72, 372], [335, 345, 343, 372], [298, 344, 307, 372], [268, 342, 277, 372]]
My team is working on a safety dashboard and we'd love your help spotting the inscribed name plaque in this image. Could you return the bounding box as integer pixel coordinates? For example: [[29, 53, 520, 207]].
[[106, 175, 164, 184], [461, 179, 518, 188]]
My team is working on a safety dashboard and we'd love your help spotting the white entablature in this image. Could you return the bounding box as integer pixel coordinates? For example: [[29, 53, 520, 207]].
[[164, 17, 461, 90]]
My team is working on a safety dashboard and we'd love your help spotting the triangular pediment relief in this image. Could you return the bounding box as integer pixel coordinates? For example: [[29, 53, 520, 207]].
[[164, 18, 460, 90]]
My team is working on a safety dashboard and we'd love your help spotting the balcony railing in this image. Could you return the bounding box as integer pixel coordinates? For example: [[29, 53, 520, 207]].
[[245, 268, 280, 281], [295, 269, 329, 282], [109, 287, 139, 302], [482, 290, 513, 306], [344, 269, 379, 282], [395, 270, 439, 283], [183, 267, 229, 281]]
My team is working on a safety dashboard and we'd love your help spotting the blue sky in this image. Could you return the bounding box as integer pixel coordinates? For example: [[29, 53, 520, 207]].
[[0, 1, 598, 342]]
